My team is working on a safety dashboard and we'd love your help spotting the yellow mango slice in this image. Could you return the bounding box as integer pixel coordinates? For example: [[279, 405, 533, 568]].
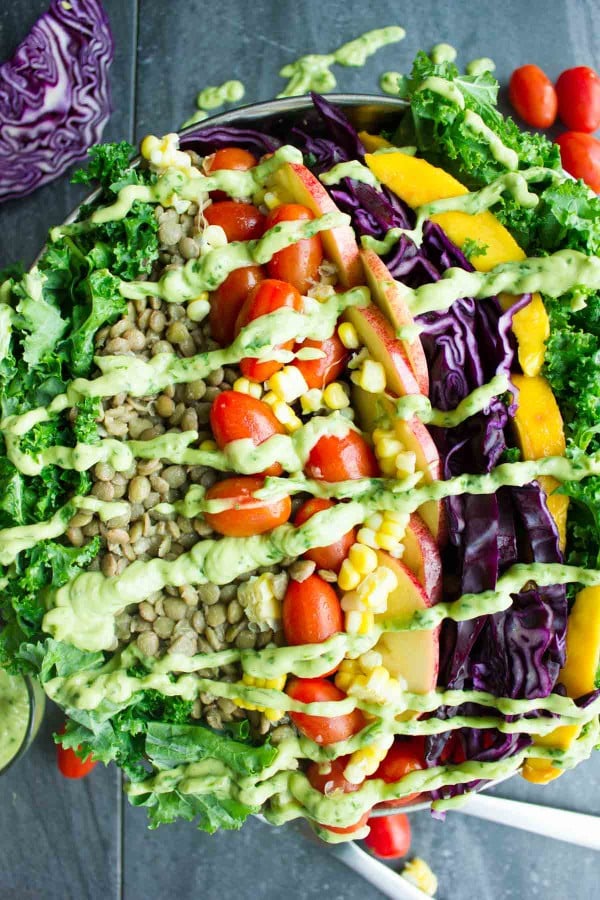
[[523, 586, 600, 782], [358, 131, 392, 152], [511, 373, 568, 550], [365, 152, 549, 375]]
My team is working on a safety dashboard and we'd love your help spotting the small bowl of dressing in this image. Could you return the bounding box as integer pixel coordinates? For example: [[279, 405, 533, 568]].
[[0, 669, 46, 775]]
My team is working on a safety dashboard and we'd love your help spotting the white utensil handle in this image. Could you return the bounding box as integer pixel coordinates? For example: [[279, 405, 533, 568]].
[[329, 840, 431, 899], [461, 793, 600, 851]]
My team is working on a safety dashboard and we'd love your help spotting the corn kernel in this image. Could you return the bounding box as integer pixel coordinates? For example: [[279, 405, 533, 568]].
[[348, 543, 378, 575], [338, 321, 360, 349], [395, 451, 417, 478], [141, 133, 192, 171], [402, 858, 438, 897], [199, 439, 217, 451], [268, 366, 309, 403], [237, 573, 282, 630], [345, 610, 375, 635], [263, 190, 282, 210], [358, 650, 383, 672], [270, 400, 302, 432], [365, 513, 384, 531], [343, 736, 393, 784], [338, 559, 361, 591], [187, 295, 210, 323], [308, 283, 336, 302], [357, 527, 378, 548], [323, 382, 350, 410], [340, 591, 365, 613], [301, 388, 323, 414], [233, 377, 263, 399], [262, 391, 278, 407], [199, 224, 228, 252], [234, 672, 287, 721], [379, 519, 406, 539], [351, 358, 387, 393], [374, 532, 400, 552], [376, 436, 404, 459]]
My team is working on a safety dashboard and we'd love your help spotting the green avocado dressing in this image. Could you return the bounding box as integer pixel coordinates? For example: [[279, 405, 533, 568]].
[[466, 57, 496, 76], [2, 289, 368, 443], [430, 43, 457, 64], [320, 161, 381, 189], [120, 212, 349, 302], [40, 449, 600, 651], [391, 374, 510, 427], [182, 80, 246, 128], [0, 497, 129, 566], [0, 670, 30, 771], [401, 248, 600, 322], [277, 27, 406, 97]]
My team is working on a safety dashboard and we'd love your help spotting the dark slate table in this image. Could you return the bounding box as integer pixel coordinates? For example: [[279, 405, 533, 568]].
[[1, 1, 599, 897]]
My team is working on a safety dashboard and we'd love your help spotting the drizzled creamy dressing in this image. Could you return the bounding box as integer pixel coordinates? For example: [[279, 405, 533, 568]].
[[0, 670, 30, 771], [3, 130, 600, 832]]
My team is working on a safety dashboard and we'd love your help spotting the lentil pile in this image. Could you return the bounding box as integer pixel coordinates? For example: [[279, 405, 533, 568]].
[[65, 177, 298, 737]]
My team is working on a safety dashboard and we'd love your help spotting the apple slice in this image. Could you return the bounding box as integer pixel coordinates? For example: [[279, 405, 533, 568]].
[[344, 304, 421, 398], [273, 162, 363, 287], [352, 385, 446, 544], [403, 513, 443, 603], [361, 249, 429, 396], [374, 550, 440, 693]]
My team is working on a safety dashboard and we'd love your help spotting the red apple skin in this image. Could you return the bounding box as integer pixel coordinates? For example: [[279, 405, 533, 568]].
[[273, 163, 363, 287], [402, 513, 443, 603], [361, 249, 429, 396], [374, 550, 440, 693], [344, 304, 421, 398]]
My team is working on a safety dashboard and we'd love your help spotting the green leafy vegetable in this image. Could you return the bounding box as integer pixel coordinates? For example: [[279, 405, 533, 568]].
[[71, 142, 137, 191], [145, 722, 277, 774], [462, 237, 489, 261], [68, 269, 126, 374]]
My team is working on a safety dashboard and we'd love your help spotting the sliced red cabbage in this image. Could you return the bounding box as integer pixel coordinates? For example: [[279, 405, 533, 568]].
[[0, 0, 113, 202], [180, 125, 281, 158]]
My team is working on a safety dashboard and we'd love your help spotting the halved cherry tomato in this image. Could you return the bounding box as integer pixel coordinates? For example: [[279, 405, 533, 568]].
[[235, 278, 303, 382], [509, 64, 557, 128], [374, 737, 426, 808], [556, 66, 600, 133], [294, 498, 356, 572], [56, 725, 97, 779], [555, 131, 600, 192], [286, 677, 365, 745], [307, 757, 372, 834], [293, 333, 348, 390], [282, 574, 343, 647], [210, 390, 285, 476], [204, 476, 291, 537], [209, 265, 265, 346], [364, 813, 411, 859], [204, 201, 266, 243], [206, 147, 258, 172], [205, 147, 258, 201], [265, 204, 324, 294], [305, 431, 379, 482]]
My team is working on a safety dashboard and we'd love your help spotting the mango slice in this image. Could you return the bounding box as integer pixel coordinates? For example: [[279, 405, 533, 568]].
[[358, 131, 392, 152], [523, 586, 600, 782], [511, 373, 569, 551], [365, 152, 550, 375]]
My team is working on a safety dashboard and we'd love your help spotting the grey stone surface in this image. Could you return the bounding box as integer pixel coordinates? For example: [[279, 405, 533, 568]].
[[1, 1, 600, 898]]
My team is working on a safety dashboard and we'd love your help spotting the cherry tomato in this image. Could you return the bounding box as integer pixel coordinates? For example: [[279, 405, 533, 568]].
[[364, 813, 411, 859], [204, 476, 291, 537], [294, 498, 356, 572], [56, 726, 97, 780], [205, 147, 258, 201], [508, 64, 557, 128], [374, 738, 426, 808], [235, 278, 303, 381], [210, 390, 285, 476], [286, 677, 365, 745], [556, 66, 600, 133], [282, 574, 343, 647], [305, 431, 379, 482], [206, 147, 258, 172], [307, 757, 372, 834], [265, 204, 324, 294], [555, 131, 600, 192], [209, 265, 265, 346], [204, 201, 266, 243], [293, 333, 349, 390]]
